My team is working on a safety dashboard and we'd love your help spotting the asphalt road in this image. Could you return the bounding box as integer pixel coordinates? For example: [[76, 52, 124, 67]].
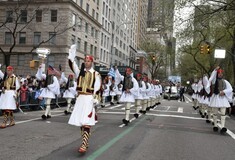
[[1, 95, 235, 160]]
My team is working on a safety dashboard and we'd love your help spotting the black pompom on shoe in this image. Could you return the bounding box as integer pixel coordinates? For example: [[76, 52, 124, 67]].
[[64, 110, 68, 115], [139, 110, 143, 113], [47, 115, 51, 119], [134, 113, 139, 119], [206, 119, 211, 123], [213, 127, 218, 132], [122, 119, 129, 126], [146, 107, 150, 111], [41, 115, 47, 120], [220, 127, 227, 134]]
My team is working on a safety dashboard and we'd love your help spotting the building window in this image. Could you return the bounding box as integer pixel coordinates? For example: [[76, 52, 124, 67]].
[[5, 32, 12, 44], [51, 10, 57, 22], [6, 11, 13, 23], [90, 44, 93, 55], [84, 41, 87, 52], [104, 35, 106, 47], [86, 3, 89, 14], [104, 51, 106, 62], [36, 10, 42, 22], [78, 17, 82, 30], [20, 10, 27, 23], [101, 33, 103, 46], [80, 0, 83, 7], [117, 3, 120, 11], [85, 23, 89, 33], [95, 30, 98, 39], [108, 8, 111, 20], [102, 17, 104, 26], [19, 32, 26, 44], [34, 32, 41, 45], [92, 9, 95, 18], [94, 46, 97, 58], [100, 49, 103, 61], [105, 5, 108, 17], [18, 55, 25, 66], [71, 35, 76, 44], [77, 38, 81, 51], [47, 55, 55, 67], [107, 37, 109, 48], [49, 32, 56, 45], [72, 13, 76, 26], [102, 2, 105, 14], [91, 27, 94, 37], [96, 12, 99, 21]]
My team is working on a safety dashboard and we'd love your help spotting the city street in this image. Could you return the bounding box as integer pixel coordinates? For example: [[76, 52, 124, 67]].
[[1, 95, 235, 160]]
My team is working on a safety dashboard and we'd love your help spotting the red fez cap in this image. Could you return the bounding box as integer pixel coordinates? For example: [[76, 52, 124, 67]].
[[7, 66, 14, 71], [217, 69, 224, 74], [136, 73, 142, 78], [69, 74, 74, 78], [126, 68, 132, 72], [85, 55, 94, 62]]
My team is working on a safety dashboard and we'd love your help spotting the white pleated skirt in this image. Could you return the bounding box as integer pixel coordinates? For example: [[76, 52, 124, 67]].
[[120, 92, 135, 103], [209, 94, 230, 108], [40, 88, 55, 99], [0, 90, 17, 110], [68, 95, 96, 127]]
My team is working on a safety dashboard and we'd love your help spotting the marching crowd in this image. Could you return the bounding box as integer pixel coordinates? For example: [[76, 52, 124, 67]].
[[0, 44, 234, 154], [191, 67, 234, 134]]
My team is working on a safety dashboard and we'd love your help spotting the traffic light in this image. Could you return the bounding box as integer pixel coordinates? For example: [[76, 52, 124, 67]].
[[29, 60, 39, 69], [206, 44, 210, 54], [200, 45, 206, 54], [152, 55, 156, 60]]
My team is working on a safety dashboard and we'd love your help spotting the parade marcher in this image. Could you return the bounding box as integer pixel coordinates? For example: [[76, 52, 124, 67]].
[[67, 44, 101, 153], [61, 73, 77, 115], [0, 66, 20, 128], [197, 78, 204, 116], [201, 75, 212, 123], [207, 67, 233, 133], [149, 80, 156, 110], [36, 65, 60, 120], [116, 82, 123, 104], [115, 67, 138, 125], [101, 76, 109, 108], [139, 75, 149, 114], [155, 80, 163, 105], [109, 78, 117, 105], [134, 73, 145, 118], [146, 79, 153, 111], [191, 79, 199, 110]]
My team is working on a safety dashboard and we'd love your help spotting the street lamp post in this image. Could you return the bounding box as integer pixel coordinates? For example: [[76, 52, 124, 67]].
[[35, 48, 50, 72]]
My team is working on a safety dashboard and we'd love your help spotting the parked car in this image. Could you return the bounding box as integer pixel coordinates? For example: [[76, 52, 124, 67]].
[[163, 86, 180, 100]]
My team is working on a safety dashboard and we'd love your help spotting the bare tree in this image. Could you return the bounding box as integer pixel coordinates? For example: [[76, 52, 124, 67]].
[[0, 0, 77, 67]]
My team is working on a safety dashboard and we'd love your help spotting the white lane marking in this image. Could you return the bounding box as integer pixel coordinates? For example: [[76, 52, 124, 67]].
[[184, 95, 192, 103], [153, 110, 181, 113], [15, 113, 64, 124], [119, 114, 142, 128], [100, 112, 204, 120], [108, 104, 122, 109], [217, 124, 235, 140], [177, 107, 183, 113], [166, 106, 170, 111], [121, 104, 134, 110]]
